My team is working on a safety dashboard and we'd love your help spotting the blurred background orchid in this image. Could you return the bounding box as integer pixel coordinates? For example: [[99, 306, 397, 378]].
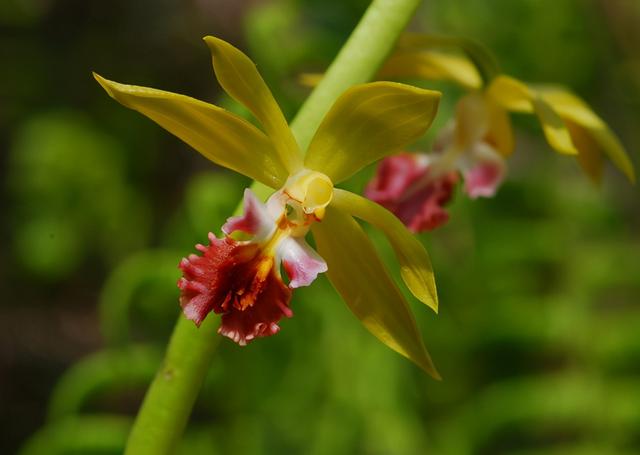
[[2, 1, 640, 454], [361, 34, 636, 232]]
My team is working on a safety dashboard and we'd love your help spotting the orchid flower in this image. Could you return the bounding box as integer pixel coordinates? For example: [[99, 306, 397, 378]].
[[365, 34, 635, 232], [95, 37, 443, 377]]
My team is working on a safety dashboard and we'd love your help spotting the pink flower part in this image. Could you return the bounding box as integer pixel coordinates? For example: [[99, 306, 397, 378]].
[[461, 143, 506, 199], [177, 232, 293, 346], [397, 172, 458, 233], [365, 153, 429, 203], [222, 188, 275, 238], [278, 237, 328, 288], [218, 279, 292, 345], [365, 153, 458, 233]]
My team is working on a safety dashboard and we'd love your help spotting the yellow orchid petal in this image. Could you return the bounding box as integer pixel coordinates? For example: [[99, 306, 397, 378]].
[[396, 33, 500, 84], [486, 99, 515, 157], [486, 75, 532, 112], [378, 49, 482, 90], [537, 87, 636, 183], [332, 189, 438, 313], [93, 74, 288, 188], [488, 76, 577, 155], [311, 205, 440, 378], [566, 120, 605, 184], [305, 82, 441, 183], [301, 50, 481, 91], [535, 87, 603, 128], [531, 97, 578, 155], [203, 36, 303, 173], [588, 126, 636, 183], [454, 92, 491, 150]]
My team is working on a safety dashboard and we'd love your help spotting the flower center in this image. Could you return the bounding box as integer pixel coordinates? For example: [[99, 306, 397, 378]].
[[282, 169, 333, 221]]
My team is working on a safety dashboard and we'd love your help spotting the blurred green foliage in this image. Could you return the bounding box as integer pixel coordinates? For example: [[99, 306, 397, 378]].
[[2, 0, 639, 454], [8, 111, 150, 279]]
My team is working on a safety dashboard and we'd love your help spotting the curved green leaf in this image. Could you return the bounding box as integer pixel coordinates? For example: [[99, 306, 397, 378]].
[[19, 415, 131, 455], [48, 346, 161, 420]]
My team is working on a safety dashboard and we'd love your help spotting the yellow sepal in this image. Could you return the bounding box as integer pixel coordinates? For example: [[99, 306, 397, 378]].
[[488, 75, 577, 155], [454, 93, 491, 150], [93, 73, 288, 188], [312, 205, 440, 378], [486, 99, 515, 157], [378, 49, 482, 90], [305, 82, 441, 183], [566, 120, 605, 184], [203, 36, 303, 173], [537, 87, 636, 183], [332, 189, 438, 313]]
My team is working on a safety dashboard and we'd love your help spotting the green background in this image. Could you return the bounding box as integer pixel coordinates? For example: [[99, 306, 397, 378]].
[[1, 0, 639, 453]]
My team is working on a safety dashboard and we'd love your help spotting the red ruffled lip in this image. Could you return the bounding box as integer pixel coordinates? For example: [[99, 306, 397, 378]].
[[365, 153, 458, 233], [178, 233, 292, 345]]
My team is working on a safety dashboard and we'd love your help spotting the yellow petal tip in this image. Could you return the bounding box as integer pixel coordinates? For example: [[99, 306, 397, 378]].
[[92, 71, 105, 84], [419, 359, 442, 380], [626, 167, 636, 185], [92, 72, 116, 98], [203, 35, 226, 54]]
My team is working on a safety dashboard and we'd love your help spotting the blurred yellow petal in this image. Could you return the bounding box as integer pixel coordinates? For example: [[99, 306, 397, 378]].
[[378, 50, 482, 90], [488, 76, 577, 155], [332, 189, 438, 313], [203, 36, 303, 173], [454, 93, 491, 150], [589, 126, 636, 183], [298, 73, 324, 88], [94, 73, 288, 188], [486, 100, 515, 157], [396, 33, 500, 84], [537, 88, 636, 183], [566, 120, 605, 184], [535, 87, 603, 128], [311, 205, 440, 378], [305, 82, 440, 183], [531, 97, 578, 155]]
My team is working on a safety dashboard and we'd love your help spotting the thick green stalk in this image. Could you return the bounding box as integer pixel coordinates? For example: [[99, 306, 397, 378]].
[[124, 317, 218, 455], [291, 0, 423, 151], [124, 0, 422, 453]]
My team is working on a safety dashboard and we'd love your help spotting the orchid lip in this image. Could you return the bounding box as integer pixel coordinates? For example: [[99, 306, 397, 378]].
[[178, 187, 329, 345]]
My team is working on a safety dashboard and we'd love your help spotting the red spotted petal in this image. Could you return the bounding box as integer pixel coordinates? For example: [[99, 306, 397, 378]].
[[177, 233, 293, 345], [365, 153, 458, 233]]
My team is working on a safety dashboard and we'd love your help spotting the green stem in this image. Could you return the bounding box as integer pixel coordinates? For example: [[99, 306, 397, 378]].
[[124, 0, 422, 453], [124, 317, 219, 455], [291, 0, 423, 151]]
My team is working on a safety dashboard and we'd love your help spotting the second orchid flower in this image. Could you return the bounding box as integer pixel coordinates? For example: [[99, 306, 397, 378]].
[[365, 34, 635, 232]]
